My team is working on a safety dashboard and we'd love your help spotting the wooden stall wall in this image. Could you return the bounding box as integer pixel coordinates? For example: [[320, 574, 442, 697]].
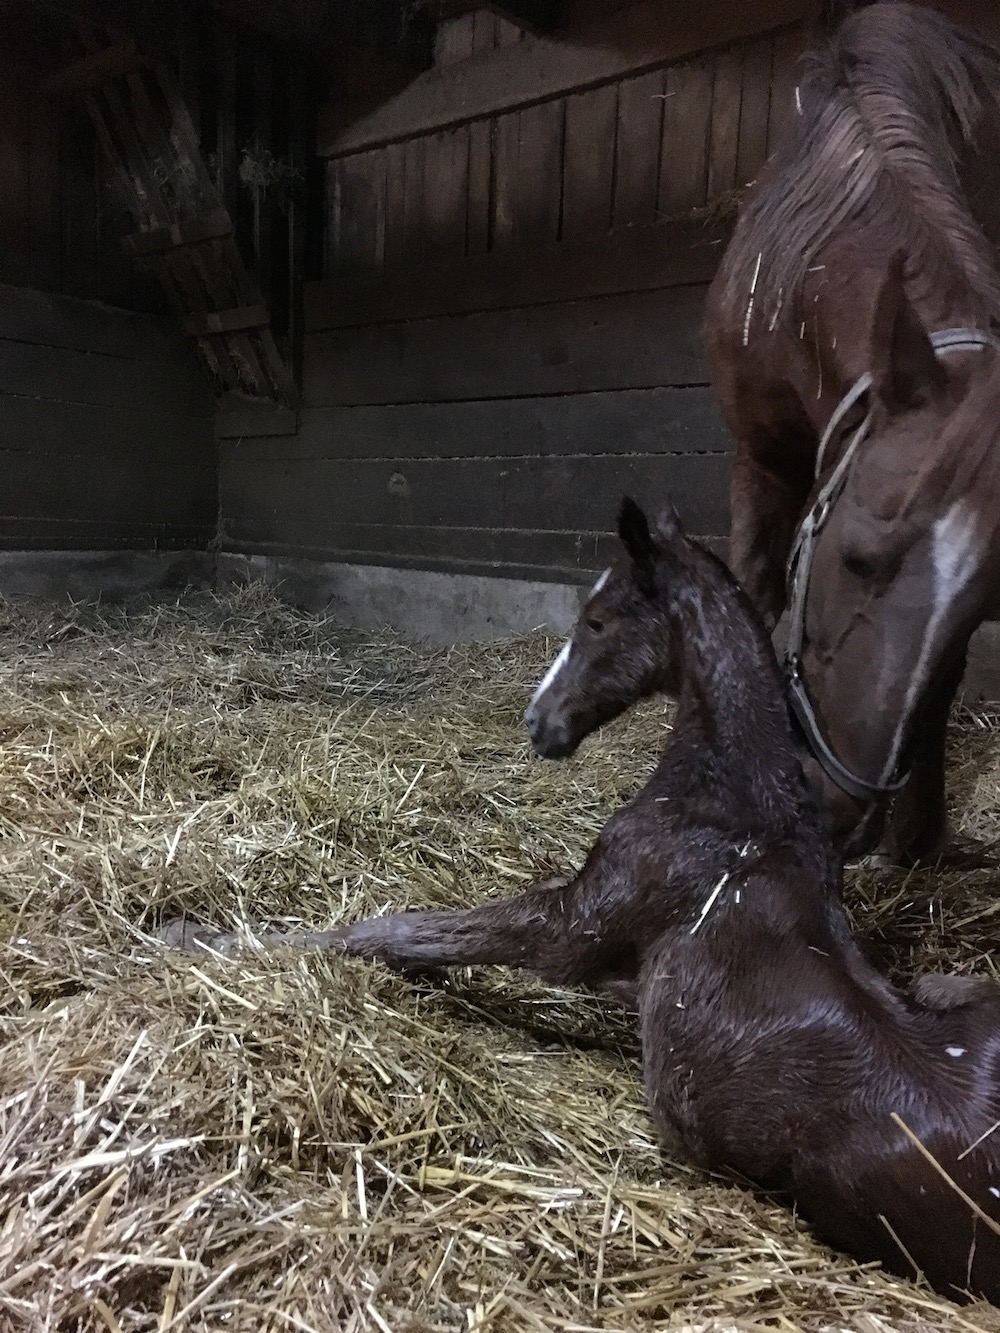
[[0, 285, 215, 551], [220, 2, 806, 584]]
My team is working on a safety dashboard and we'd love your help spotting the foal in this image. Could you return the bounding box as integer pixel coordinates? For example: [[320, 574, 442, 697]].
[[163, 501, 1000, 1303]]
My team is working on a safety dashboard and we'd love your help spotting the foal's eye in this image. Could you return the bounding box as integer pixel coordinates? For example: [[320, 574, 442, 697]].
[[585, 616, 605, 634]]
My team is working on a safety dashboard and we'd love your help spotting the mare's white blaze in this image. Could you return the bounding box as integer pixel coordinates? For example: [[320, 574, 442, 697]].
[[589, 567, 611, 598], [530, 640, 572, 708], [880, 500, 981, 785], [946, 1045, 967, 1058]]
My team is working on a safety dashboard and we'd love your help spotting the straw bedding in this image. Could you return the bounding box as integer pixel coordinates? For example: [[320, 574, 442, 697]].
[[1, 585, 999, 1333]]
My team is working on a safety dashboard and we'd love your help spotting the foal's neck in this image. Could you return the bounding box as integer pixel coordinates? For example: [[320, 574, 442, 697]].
[[666, 551, 807, 818]]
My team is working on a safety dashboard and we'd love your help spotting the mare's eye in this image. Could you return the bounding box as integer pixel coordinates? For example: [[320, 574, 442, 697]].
[[842, 550, 876, 581], [586, 616, 605, 634]]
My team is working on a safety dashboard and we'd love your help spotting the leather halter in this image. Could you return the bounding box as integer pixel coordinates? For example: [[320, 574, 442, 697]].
[[784, 327, 1000, 804]]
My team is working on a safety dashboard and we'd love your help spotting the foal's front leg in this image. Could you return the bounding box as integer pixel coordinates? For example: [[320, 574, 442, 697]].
[[160, 866, 640, 1002]]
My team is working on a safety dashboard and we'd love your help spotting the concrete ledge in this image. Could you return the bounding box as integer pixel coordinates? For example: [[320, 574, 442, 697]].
[[216, 553, 587, 643], [220, 553, 1000, 700], [0, 550, 215, 602]]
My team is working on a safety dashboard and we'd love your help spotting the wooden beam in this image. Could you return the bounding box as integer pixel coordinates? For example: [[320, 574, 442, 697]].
[[43, 38, 142, 96], [304, 217, 731, 331], [122, 211, 233, 255], [184, 305, 269, 336], [319, 0, 809, 157], [431, 1, 564, 33]]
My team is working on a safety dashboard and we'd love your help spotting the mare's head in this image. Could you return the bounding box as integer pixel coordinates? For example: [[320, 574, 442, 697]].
[[525, 499, 694, 758], [796, 257, 1000, 844]]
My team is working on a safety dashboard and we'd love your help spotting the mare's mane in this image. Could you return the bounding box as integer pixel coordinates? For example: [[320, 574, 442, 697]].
[[723, 2, 1000, 331]]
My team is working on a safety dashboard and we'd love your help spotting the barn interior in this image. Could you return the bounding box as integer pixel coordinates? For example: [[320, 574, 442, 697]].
[[2, 0, 1000, 1328]]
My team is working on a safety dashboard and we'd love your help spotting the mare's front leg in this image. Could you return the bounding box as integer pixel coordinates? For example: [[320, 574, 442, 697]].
[[729, 443, 812, 629], [160, 867, 641, 1002], [880, 650, 965, 866]]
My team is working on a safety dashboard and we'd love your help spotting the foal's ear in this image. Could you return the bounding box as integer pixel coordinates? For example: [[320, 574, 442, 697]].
[[618, 497, 657, 596], [654, 500, 683, 542], [869, 251, 947, 414]]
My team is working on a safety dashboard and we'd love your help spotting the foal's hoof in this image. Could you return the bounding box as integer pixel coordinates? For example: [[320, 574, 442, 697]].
[[157, 918, 237, 956], [910, 972, 1000, 1011]]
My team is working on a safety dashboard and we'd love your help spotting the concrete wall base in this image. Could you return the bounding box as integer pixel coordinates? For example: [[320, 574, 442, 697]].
[[216, 553, 588, 643], [0, 550, 215, 602], [0, 549, 997, 704]]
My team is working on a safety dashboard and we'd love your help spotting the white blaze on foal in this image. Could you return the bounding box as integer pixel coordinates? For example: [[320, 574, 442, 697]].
[[590, 567, 611, 598], [529, 568, 611, 709], [530, 640, 573, 708]]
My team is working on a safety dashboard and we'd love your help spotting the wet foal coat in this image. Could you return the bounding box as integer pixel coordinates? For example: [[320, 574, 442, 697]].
[[165, 502, 1000, 1303]]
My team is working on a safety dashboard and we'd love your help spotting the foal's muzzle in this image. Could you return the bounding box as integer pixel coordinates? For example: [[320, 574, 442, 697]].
[[524, 703, 577, 759]]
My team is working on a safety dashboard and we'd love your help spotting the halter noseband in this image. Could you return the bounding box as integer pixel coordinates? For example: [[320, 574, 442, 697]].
[[784, 327, 1000, 804]]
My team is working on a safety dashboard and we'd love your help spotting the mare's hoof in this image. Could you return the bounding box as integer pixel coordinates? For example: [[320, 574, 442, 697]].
[[157, 918, 236, 956], [910, 972, 1000, 1011]]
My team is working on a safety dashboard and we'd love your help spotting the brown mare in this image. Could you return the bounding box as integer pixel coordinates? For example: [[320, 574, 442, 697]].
[[163, 500, 1000, 1304], [704, 1, 1000, 862]]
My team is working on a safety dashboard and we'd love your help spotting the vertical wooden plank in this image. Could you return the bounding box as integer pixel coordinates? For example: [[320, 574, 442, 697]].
[[0, 70, 32, 286], [421, 127, 469, 261], [176, 0, 202, 143], [493, 15, 524, 48], [215, 21, 238, 220], [658, 56, 714, 218], [401, 135, 427, 262], [613, 68, 666, 230], [491, 110, 520, 252], [337, 149, 386, 275], [561, 84, 617, 241], [767, 28, 804, 157], [325, 158, 344, 276], [28, 91, 61, 292], [251, 46, 274, 299], [513, 100, 562, 246], [466, 119, 492, 255], [60, 115, 100, 300], [707, 47, 744, 200], [737, 36, 774, 188], [383, 141, 407, 267], [472, 11, 498, 53], [435, 14, 475, 66]]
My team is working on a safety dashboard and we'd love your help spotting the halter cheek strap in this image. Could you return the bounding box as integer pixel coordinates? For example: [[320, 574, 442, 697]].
[[783, 327, 1000, 804]]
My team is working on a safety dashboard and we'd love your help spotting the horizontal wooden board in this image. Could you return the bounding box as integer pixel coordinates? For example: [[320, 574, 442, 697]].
[[303, 285, 711, 406], [240, 386, 730, 463], [0, 284, 184, 360], [0, 519, 215, 550], [306, 219, 730, 329], [218, 450, 732, 539], [220, 516, 621, 578], [318, 2, 808, 155], [220, 523, 728, 585], [0, 451, 216, 531], [0, 340, 211, 418], [0, 393, 213, 464]]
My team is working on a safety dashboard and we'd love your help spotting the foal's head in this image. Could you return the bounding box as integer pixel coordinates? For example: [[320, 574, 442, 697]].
[[797, 257, 1000, 835], [524, 499, 691, 759]]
